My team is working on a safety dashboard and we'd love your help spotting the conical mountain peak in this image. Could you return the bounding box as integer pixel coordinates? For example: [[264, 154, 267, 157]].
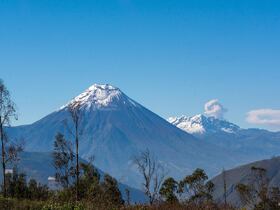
[[61, 83, 135, 110]]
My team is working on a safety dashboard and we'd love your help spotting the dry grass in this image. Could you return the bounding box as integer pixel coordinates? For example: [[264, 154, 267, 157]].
[[0, 196, 237, 210]]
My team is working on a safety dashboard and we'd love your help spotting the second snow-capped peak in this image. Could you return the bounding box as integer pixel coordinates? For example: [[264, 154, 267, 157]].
[[168, 114, 240, 136]]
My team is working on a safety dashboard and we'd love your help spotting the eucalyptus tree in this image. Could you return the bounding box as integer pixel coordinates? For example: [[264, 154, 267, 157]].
[[53, 132, 75, 189], [0, 79, 18, 197], [67, 100, 82, 202]]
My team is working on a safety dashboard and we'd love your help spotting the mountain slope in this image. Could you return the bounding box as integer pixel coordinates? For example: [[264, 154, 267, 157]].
[[6, 84, 272, 188], [212, 156, 280, 207]]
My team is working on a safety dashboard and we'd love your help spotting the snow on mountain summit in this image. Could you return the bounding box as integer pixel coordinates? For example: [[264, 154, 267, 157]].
[[168, 115, 206, 134], [168, 114, 240, 136], [61, 84, 137, 110]]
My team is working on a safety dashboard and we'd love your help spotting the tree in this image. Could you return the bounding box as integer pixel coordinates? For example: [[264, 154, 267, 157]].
[[6, 168, 50, 200], [179, 168, 214, 205], [133, 149, 166, 205], [68, 100, 82, 202], [125, 188, 131, 205], [235, 166, 277, 210], [28, 179, 38, 199], [53, 132, 75, 189], [235, 183, 254, 207], [6, 167, 28, 199], [79, 161, 100, 199], [77, 162, 124, 208], [268, 187, 280, 209], [160, 177, 178, 203], [27, 179, 49, 201], [0, 79, 18, 197], [222, 168, 227, 205], [100, 174, 124, 207]]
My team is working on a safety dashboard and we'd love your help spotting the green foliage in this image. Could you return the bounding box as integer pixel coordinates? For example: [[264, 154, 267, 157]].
[[78, 162, 101, 199], [27, 179, 50, 200], [53, 132, 75, 189], [0, 196, 45, 210], [160, 177, 178, 203], [54, 161, 124, 209], [6, 171, 28, 199], [179, 168, 214, 204], [42, 201, 85, 210], [100, 174, 124, 207], [5, 167, 50, 201], [78, 163, 124, 208]]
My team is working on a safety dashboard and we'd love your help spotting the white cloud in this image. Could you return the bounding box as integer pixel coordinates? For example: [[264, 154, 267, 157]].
[[246, 109, 280, 127], [204, 99, 227, 119]]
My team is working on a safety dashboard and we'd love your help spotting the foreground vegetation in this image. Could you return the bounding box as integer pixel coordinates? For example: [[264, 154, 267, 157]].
[[0, 169, 234, 210], [0, 162, 232, 210], [1, 163, 280, 210]]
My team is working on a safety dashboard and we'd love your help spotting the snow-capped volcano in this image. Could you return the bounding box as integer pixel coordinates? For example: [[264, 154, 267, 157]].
[[168, 114, 240, 136], [61, 84, 137, 110], [9, 84, 235, 188], [6, 84, 280, 189]]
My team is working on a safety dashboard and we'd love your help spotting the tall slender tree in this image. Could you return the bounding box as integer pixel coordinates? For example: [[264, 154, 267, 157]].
[[222, 168, 227, 206], [68, 101, 82, 202], [0, 79, 17, 197]]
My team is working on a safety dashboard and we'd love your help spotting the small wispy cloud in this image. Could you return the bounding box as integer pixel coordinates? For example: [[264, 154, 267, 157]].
[[204, 99, 227, 119], [246, 109, 280, 127]]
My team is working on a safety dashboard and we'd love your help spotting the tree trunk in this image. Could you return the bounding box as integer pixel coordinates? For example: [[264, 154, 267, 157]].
[[223, 169, 227, 206], [75, 122, 79, 202]]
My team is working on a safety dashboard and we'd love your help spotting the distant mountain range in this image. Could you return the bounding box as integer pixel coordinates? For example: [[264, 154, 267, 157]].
[[5, 84, 280, 190], [211, 156, 280, 207], [168, 114, 280, 158]]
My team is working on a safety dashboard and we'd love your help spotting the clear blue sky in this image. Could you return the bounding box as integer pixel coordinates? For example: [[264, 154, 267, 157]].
[[1, 0, 280, 130]]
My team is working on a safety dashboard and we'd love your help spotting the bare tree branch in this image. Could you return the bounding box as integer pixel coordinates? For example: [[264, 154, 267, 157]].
[[133, 149, 166, 205]]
